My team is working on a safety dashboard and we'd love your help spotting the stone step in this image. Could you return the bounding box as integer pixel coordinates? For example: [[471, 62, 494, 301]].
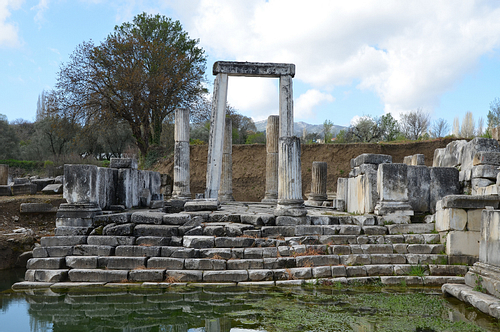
[[35, 242, 446, 259], [39, 232, 441, 250], [25, 263, 467, 284], [28, 251, 460, 273]]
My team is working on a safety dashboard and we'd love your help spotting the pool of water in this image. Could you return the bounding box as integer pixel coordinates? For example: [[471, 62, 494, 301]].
[[0, 269, 498, 332]]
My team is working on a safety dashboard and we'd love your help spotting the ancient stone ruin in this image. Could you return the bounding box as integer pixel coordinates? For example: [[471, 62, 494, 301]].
[[11, 62, 500, 321]]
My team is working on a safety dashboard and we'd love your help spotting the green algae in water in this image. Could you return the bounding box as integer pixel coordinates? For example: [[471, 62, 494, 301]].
[[249, 289, 491, 332], [1, 284, 498, 332]]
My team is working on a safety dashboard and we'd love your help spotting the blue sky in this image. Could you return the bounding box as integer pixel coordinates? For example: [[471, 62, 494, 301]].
[[2, 0, 500, 130]]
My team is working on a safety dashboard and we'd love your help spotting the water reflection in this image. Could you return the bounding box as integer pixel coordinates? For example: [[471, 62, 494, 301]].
[[0, 284, 499, 332]]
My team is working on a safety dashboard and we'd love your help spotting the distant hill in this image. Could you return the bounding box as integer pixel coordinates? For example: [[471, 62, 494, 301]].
[[254, 119, 347, 136]]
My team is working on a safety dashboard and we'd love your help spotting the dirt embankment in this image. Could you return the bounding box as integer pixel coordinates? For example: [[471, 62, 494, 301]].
[[155, 138, 456, 202]]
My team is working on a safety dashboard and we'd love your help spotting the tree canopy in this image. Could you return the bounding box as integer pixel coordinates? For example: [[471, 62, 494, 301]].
[[55, 13, 207, 157]]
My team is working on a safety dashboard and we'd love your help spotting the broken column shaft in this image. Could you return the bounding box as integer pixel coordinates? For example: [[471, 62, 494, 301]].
[[306, 161, 328, 206], [275, 136, 306, 216], [219, 117, 235, 202], [172, 107, 191, 199], [262, 115, 279, 203]]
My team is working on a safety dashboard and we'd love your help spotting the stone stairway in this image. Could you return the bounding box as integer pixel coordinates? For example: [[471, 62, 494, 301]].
[[15, 205, 469, 289]]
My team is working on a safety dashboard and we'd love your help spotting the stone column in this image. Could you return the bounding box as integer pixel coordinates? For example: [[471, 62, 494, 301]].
[[172, 107, 191, 199], [306, 161, 327, 206], [275, 136, 306, 217], [0, 164, 8, 185], [218, 117, 235, 202], [279, 75, 294, 137], [205, 73, 228, 199], [262, 115, 279, 203]]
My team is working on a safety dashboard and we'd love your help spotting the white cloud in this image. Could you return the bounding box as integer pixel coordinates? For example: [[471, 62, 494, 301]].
[[171, 0, 500, 118], [31, 0, 49, 27], [0, 0, 23, 47], [295, 89, 334, 120], [226, 76, 279, 121]]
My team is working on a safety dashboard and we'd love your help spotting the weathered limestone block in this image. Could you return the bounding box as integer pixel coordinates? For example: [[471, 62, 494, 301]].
[[0, 164, 8, 185], [12, 183, 37, 195], [134, 225, 178, 237], [336, 178, 348, 212], [441, 195, 500, 209], [20, 203, 57, 214], [64, 164, 99, 204], [110, 158, 138, 169], [163, 213, 191, 225], [429, 167, 460, 213], [27, 269, 68, 282], [27, 258, 66, 269], [129, 269, 164, 282], [350, 154, 392, 168], [68, 269, 128, 282], [472, 178, 495, 194], [462, 138, 500, 170], [86, 236, 135, 246], [66, 256, 98, 269], [467, 209, 483, 232], [131, 211, 164, 225], [183, 236, 215, 249], [407, 165, 431, 212], [473, 151, 500, 166], [227, 259, 263, 270], [72, 245, 114, 256], [248, 269, 274, 281], [165, 270, 203, 282], [185, 258, 226, 270], [472, 165, 500, 179], [115, 245, 160, 257], [435, 208, 467, 232], [103, 223, 134, 236], [377, 163, 408, 202], [203, 270, 248, 282], [184, 199, 219, 212], [147, 257, 184, 269], [42, 183, 63, 194], [412, 154, 425, 165], [98, 257, 146, 269], [446, 231, 480, 256]]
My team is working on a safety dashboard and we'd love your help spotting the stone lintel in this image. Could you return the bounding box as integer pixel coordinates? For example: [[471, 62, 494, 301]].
[[441, 195, 500, 209], [213, 61, 295, 78]]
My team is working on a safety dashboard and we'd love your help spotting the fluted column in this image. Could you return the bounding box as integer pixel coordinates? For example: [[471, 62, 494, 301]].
[[262, 115, 279, 203], [275, 136, 306, 217], [219, 117, 235, 202], [172, 108, 191, 199], [306, 161, 328, 206]]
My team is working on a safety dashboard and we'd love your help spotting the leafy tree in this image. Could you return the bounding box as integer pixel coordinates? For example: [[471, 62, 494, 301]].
[[0, 114, 19, 159], [487, 98, 500, 130], [10, 118, 35, 148], [351, 116, 382, 142], [400, 109, 430, 140], [430, 118, 450, 138], [323, 120, 334, 143], [379, 113, 400, 141], [55, 13, 207, 157]]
